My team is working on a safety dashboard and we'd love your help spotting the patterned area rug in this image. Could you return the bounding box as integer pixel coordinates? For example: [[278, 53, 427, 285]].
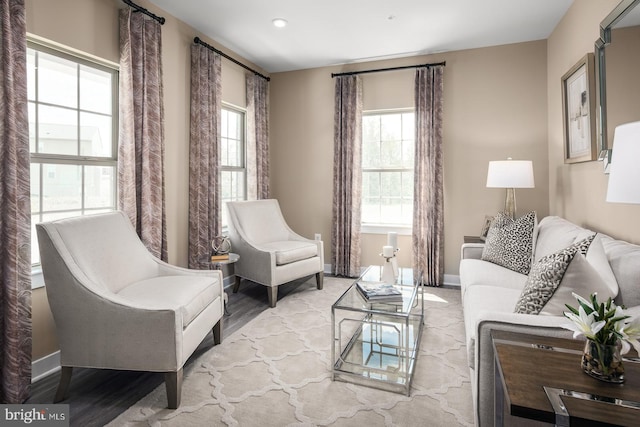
[[107, 277, 473, 427]]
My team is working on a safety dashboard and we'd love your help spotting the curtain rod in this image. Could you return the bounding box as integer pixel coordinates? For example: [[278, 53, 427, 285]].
[[331, 61, 446, 78], [193, 37, 270, 82], [122, 0, 165, 25]]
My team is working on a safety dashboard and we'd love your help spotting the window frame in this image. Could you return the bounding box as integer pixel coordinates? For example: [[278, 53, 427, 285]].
[[28, 39, 119, 285], [220, 102, 247, 233], [361, 108, 415, 235]]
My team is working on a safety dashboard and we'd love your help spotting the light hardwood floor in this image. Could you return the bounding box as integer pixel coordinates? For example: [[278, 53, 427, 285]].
[[27, 277, 323, 427]]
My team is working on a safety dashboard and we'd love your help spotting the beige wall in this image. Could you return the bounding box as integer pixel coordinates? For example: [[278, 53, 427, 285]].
[[270, 40, 550, 277], [25, 0, 261, 359], [27, 0, 638, 365], [547, 0, 640, 243]]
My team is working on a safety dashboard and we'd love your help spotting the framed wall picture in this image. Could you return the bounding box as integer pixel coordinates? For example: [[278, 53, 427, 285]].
[[480, 215, 493, 240], [562, 53, 597, 164]]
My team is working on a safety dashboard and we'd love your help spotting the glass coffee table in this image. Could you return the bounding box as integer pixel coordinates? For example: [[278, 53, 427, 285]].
[[331, 266, 423, 396]]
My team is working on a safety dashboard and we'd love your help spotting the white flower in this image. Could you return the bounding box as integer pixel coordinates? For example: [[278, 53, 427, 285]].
[[621, 316, 640, 355], [572, 292, 595, 311], [563, 305, 605, 340]]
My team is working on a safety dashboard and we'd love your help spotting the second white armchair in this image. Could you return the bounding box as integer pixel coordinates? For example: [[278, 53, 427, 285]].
[[226, 199, 324, 307]]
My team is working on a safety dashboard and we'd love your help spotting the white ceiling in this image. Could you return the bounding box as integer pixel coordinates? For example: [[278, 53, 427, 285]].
[[148, 0, 574, 73]]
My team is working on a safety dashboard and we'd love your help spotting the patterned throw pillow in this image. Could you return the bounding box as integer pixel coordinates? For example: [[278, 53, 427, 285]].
[[481, 211, 537, 275], [514, 235, 596, 315]]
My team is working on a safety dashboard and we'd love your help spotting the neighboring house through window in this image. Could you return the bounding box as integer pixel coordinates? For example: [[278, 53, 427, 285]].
[[361, 110, 415, 232], [221, 105, 247, 230], [28, 41, 118, 266]]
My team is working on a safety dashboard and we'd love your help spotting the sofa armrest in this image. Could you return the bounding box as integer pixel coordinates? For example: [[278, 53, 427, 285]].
[[461, 243, 484, 260], [472, 312, 574, 427]]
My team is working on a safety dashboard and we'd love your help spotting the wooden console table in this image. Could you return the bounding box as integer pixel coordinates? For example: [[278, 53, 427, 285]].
[[492, 330, 640, 426]]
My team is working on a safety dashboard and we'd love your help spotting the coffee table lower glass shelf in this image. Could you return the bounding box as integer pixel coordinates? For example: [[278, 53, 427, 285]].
[[331, 266, 423, 396]]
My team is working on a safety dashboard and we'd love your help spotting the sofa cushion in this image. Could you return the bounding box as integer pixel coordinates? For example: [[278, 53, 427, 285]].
[[481, 211, 537, 275], [261, 240, 318, 265], [534, 216, 587, 262], [462, 285, 524, 368], [459, 258, 528, 303], [579, 233, 619, 299], [602, 236, 640, 308], [117, 275, 220, 329], [513, 235, 605, 315]]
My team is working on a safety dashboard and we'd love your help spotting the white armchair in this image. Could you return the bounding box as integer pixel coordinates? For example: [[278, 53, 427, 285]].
[[36, 211, 224, 409], [226, 199, 324, 307]]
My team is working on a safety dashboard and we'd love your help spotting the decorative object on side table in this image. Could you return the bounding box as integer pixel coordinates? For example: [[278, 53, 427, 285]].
[[486, 158, 535, 220], [211, 235, 231, 255], [562, 292, 640, 383], [562, 53, 597, 164]]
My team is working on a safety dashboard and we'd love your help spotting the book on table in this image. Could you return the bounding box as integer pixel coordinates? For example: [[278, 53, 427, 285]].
[[356, 280, 403, 302], [211, 254, 230, 261]]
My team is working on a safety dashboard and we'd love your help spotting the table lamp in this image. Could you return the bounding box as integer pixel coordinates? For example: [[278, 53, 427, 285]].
[[606, 121, 640, 205], [486, 158, 535, 220]]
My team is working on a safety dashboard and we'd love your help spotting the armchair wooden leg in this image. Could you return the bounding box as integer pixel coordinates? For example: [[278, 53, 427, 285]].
[[165, 368, 183, 409], [268, 286, 278, 308], [233, 275, 241, 293], [54, 366, 73, 403], [213, 317, 223, 345], [316, 272, 324, 290]]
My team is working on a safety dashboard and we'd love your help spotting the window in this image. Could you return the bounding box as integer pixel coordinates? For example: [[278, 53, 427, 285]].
[[28, 42, 118, 266], [221, 105, 246, 229], [361, 110, 415, 229]]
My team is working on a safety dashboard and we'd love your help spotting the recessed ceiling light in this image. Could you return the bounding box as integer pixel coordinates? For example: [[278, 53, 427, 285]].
[[272, 18, 288, 28]]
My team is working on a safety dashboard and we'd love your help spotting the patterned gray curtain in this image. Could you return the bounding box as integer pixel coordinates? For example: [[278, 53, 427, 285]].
[[118, 8, 167, 261], [413, 66, 444, 286], [0, 0, 32, 403], [246, 74, 270, 199], [331, 75, 362, 277], [188, 44, 221, 269]]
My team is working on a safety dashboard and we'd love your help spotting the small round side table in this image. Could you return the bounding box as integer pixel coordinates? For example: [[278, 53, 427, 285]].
[[208, 253, 240, 315]]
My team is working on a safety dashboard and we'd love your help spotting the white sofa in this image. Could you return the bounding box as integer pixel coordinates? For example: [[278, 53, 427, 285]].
[[459, 216, 640, 427]]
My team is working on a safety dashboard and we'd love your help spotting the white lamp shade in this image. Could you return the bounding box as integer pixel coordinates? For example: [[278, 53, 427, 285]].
[[607, 121, 640, 204], [486, 160, 535, 188]]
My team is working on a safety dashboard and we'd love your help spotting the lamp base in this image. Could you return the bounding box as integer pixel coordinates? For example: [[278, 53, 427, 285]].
[[504, 188, 516, 220]]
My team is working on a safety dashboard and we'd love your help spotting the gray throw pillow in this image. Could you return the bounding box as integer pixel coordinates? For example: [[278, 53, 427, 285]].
[[514, 235, 595, 315], [481, 211, 537, 275]]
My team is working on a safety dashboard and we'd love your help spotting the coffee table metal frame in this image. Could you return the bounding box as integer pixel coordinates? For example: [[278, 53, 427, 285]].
[[331, 266, 424, 396]]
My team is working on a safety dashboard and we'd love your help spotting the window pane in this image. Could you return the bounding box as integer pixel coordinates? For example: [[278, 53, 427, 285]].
[[38, 105, 78, 155], [222, 138, 242, 167], [380, 114, 401, 142], [227, 111, 239, 139], [80, 65, 112, 114], [221, 170, 246, 229], [38, 51, 77, 108], [28, 102, 36, 152], [84, 165, 115, 208], [221, 170, 245, 202], [221, 109, 228, 136], [80, 112, 112, 157], [30, 164, 40, 213], [27, 49, 36, 101], [42, 164, 82, 211]]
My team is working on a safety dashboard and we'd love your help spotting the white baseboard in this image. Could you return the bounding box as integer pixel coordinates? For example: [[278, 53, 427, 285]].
[[444, 274, 460, 287], [32, 350, 60, 383]]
